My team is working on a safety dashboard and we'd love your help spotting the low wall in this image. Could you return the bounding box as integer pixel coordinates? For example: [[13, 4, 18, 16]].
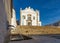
[[11, 26, 60, 35]]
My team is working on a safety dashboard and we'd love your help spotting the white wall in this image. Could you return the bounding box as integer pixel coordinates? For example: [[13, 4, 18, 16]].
[[20, 7, 41, 26], [10, 9, 17, 29]]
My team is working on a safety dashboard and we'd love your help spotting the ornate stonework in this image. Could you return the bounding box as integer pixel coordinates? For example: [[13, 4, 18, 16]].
[[20, 7, 41, 26]]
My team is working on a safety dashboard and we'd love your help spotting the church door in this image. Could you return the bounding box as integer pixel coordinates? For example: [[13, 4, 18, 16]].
[[28, 22, 32, 26]]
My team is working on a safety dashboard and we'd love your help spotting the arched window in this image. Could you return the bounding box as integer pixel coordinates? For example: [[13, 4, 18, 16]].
[[22, 15, 25, 19], [33, 16, 35, 20]]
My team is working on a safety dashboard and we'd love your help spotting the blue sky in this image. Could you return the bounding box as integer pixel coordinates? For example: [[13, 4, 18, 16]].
[[13, 0, 60, 26]]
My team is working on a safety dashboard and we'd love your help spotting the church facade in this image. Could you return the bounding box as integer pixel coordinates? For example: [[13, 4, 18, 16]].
[[20, 7, 41, 26]]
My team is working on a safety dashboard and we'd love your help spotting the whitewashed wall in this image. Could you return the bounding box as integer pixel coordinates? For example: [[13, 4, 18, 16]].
[[20, 7, 41, 26], [10, 9, 17, 29]]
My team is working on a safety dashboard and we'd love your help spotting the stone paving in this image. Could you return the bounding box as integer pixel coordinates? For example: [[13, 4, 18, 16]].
[[9, 35, 60, 43]]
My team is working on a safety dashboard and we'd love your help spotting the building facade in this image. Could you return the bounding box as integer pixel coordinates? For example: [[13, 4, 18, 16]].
[[20, 7, 41, 26], [10, 9, 17, 29]]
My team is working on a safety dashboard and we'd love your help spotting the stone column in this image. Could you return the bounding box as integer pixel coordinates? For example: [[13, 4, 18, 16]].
[[0, 0, 12, 43], [3, 0, 12, 25], [0, 0, 8, 43]]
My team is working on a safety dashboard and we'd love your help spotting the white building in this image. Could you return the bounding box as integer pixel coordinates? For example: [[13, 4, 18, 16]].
[[20, 7, 41, 26], [10, 9, 17, 29]]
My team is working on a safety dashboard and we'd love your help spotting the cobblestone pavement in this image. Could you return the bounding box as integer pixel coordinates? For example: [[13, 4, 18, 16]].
[[9, 35, 60, 43]]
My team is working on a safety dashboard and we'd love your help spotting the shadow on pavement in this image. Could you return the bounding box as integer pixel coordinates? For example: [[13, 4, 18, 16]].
[[29, 34, 60, 39]]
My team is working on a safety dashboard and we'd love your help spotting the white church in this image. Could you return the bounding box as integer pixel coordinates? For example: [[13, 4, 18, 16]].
[[11, 7, 41, 28], [20, 7, 41, 26]]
